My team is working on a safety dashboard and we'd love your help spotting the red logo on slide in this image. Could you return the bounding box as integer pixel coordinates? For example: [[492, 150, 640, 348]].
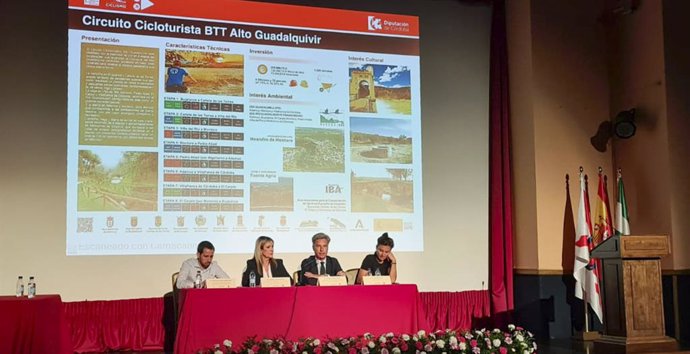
[[367, 16, 382, 31], [133, 0, 154, 11], [367, 16, 411, 34]]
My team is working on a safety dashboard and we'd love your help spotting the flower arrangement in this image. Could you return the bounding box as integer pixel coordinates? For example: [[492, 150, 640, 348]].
[[200, 325, 537, 354]]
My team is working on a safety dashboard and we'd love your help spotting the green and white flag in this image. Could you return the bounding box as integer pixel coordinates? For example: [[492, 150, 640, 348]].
[[615, 173, 630, 236]]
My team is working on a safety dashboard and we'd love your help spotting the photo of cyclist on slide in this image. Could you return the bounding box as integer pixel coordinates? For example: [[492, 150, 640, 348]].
[[165, 60, 197, 93]]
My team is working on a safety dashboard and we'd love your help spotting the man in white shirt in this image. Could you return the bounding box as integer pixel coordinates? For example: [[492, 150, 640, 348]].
[[176, 240, 229, 289]]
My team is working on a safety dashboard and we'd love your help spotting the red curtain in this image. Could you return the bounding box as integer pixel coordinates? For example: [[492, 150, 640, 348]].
[[64, 291, 490, 352], [488, 0, 515, 320], [420, 291, 490, 331], [64, 298, 166, 353]]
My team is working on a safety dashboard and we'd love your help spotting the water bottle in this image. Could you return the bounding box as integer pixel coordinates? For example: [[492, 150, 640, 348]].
[[375, 268, 382, 276], [15, 276, 24, 297], [249, 271, 256, 287], [27, 276, 36, 298], [368, 268, 373, 276], [194, 270, 202, 289]]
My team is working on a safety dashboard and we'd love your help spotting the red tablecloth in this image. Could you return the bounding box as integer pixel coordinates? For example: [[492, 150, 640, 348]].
[[174, 284, 429, 354], [0, 295, 73, 354]]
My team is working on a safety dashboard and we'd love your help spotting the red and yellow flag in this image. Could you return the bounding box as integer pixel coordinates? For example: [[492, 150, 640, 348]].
[[592, 171, 613, 246]]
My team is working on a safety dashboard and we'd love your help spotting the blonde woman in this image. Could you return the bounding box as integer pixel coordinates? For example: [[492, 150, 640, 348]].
[[241, 236, 292, 287]]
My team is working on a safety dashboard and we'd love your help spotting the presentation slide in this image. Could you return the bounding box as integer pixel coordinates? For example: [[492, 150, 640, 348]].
[[66, 0, 422, 255]]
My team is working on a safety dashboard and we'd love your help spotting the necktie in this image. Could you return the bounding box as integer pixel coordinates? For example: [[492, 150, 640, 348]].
[[319, 261, 326, 275]]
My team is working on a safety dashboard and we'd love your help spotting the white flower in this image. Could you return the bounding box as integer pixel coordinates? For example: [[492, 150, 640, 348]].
[[435, 339, 446, 349], [248, 350, 254, 354], [505, 337, 513, 345], [424, 344, 433, 351], [508, 324, 516, 331], [523, 351, 529, 354], [379, 336, 387, 344], [368, 341, 375, 349], [472, 347, 480, 354], [515, 334, 524, 342], [493, 339, 502, 347], [493, 329, 502, 334], [392, 348, 401, 354], [387, 332, 395, 338], [223, 339, 232, 348], [270, 349, 279, 354], [313, 339, 321, 346], [533, 342, 538, 349], [302, 351, 308, 354], [402, 334, 410, 341], [449, 336, 458, 346], [429, 333, 436, 340], [413, 336, 419, 342], [381, 348, 389, 354], [459, 342, 467, 351], [214, 351, 223, 354], [361, 347, 369, 354], [417, 330, 426, 337]]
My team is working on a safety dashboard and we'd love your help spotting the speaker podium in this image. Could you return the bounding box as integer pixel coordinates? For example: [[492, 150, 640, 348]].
[[590, 235, 677, 353]]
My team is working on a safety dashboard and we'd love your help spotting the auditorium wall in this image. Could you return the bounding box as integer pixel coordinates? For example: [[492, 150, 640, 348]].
[[508, 0, 690, 344], [508, 0, 612, 274]]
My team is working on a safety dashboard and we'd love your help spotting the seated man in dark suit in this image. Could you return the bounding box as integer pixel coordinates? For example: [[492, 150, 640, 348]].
[[299, 232, 346, 285]]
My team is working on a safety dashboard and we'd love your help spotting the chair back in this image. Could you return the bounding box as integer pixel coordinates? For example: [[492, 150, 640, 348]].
[[345, 268, 359, 285], [171, 272, 180, 321]]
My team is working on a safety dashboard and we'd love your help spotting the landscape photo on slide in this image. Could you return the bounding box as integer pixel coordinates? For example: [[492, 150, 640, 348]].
[[77, 149, 158, 211], [350, 117, 412, 164], [283, 127, 345, 173], [348, 63, 412, 115], [350, 165, 414, 213], [165, 50, 244, 96], [250, 177, 295, 211]]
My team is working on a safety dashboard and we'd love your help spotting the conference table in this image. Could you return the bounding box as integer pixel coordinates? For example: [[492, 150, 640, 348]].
[[174, 284, 430, 354], [0, 295, 73, 354]]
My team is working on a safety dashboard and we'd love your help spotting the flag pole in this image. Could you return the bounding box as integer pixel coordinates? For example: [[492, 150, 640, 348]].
[[574, 167, 600, 342]]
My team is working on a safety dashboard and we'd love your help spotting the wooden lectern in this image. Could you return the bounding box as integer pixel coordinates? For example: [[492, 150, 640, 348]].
[[591, 235, 678, 353]]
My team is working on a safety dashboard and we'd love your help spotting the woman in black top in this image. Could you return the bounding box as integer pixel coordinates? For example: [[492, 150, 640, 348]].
[[356, 232, 397, 284], [241, 236, 292, 286]]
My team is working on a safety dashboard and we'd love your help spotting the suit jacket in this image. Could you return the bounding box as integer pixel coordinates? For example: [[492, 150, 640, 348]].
[[241, 258, 292, 287], [299, 255, 343, 286]]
